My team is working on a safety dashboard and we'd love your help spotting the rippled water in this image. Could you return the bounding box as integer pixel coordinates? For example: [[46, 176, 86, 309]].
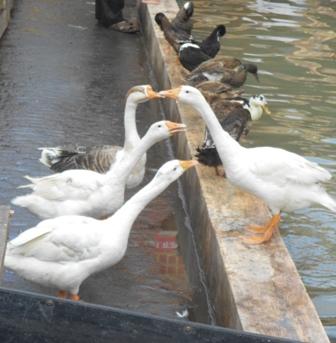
[[180, 0, 336, 340]]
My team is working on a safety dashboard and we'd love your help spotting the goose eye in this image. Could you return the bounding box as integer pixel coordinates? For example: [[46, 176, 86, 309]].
[[158, 124, 162, 128], [173, 167, 177, 171], [186, 90, 190, 94]]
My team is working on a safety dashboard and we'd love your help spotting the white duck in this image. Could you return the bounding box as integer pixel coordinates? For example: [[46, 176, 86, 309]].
[[39, 85, 161, 189], [12, 121, 186, 219], [160, 85, 336, 244], [5, 159, 198, 300]]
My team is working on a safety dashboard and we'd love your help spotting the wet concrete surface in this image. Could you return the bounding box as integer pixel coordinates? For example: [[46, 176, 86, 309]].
[[0, 0, 209, 320]]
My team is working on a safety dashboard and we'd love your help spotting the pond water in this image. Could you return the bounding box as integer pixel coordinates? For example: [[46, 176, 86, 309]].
[[179, 0, 336, 340]]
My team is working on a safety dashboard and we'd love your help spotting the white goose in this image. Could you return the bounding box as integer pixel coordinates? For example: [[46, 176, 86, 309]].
[[39, 85, 161, 189], [5, 159, 198, 300], [160, 85, 336, 244], [12, 121, 186, 219]]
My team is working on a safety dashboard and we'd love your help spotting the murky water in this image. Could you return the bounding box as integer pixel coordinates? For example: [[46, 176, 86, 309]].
[[180, 0, 336, 340], [0, 0, 211, 323]]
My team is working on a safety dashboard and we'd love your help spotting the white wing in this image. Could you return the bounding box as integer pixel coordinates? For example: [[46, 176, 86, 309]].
[[7, 216, 103, 263], [247, 147, 331, 186], [20, 170, 105, 201]]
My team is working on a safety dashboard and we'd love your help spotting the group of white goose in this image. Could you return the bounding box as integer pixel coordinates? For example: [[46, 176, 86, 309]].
[[5, 2, 336, 301]]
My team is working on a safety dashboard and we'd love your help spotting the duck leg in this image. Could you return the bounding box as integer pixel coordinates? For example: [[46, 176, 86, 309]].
[[57, 290, 68, 298], [244, 213, 281, 244]]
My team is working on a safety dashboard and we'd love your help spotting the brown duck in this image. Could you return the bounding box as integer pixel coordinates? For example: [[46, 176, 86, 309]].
[[186, 57, 259, 87]]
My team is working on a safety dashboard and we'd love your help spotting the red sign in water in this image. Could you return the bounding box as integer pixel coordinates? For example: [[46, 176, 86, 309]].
[[154, 232, 177, 251]]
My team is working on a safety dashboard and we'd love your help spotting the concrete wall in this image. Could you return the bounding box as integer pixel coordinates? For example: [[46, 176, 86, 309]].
[[138, 1, 330, 342], [0, 0, 13, 39]]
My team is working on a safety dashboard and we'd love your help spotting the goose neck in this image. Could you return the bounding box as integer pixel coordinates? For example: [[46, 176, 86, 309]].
[[106, 130, 157, 182], [196, 96, 243, 163], [124, 98, 140, 150], [104, 177, 166, 245]]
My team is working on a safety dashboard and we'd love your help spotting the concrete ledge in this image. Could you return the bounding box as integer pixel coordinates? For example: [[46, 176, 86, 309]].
[[0, 0, 13, 39], [0, 206, 11, 279], [139, 1, 330, 342]]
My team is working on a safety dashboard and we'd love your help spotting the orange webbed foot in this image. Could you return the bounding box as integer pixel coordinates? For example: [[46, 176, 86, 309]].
[[57, 290, 68, 298], [70, 294, 80, 301], [243, 213, 281, 245], [247, 224, 268, 233]]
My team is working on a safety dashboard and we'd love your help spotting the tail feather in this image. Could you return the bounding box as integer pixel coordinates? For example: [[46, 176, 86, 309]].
[[319, 192, 336, 212], [11, 195, 31, 208], [39, 147, 79, 168]]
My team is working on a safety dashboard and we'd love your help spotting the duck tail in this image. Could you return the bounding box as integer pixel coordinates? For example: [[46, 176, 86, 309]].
[[38, 147, 63, 167], [319, 192, 336, 212], [11, 195, 31, 208], [38, 147, 78, 168]]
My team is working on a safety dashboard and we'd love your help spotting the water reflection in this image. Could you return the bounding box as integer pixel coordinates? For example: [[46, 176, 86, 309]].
[[182, 0, 336, 340]]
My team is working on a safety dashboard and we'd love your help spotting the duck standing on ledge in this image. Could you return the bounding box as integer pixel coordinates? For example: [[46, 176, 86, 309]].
[[39, 85, 161, 189], [196, 95, 270, 175], [12, 121, 186, 219], [179, 25, 226, 71], [186, 57, 259, 87], [160, 86, 336, 244], [5, 159, 198, 301]]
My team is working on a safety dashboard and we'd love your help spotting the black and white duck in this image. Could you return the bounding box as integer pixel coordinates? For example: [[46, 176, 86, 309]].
[[186, 57, 259, 87], [195, 95, 271, 175], [178, 25, 226, 71]]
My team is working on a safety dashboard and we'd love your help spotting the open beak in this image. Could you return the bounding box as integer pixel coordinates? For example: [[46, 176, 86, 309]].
[[146, 86, 162, 99], [159, 87, 182, 100], [179, 160, 199, 170], [262, 104, 271, 115], [165, 121, 187, 134]]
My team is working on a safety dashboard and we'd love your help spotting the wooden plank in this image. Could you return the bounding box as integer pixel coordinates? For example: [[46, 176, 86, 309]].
[[0, 206, 11, 279], [0, 287, 300, 343], [138, 2, 330, 343]]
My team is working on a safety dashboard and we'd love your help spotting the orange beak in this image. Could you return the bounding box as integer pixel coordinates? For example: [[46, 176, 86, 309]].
[[262, 104, 271, 115], [179, 160, 199, 170], [159, 87, 182, 100], [165, 121, 187, 134], [146, 86, 162, 99]]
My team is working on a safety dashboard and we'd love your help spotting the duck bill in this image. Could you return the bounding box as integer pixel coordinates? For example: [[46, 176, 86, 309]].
[[146, 86, 162, 99], [159, 87, 182, 100], [253, 73, 260, 82], [165, 121, 187, 134], [262, 104, 271, 115], [179, 160, 199, 170]]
